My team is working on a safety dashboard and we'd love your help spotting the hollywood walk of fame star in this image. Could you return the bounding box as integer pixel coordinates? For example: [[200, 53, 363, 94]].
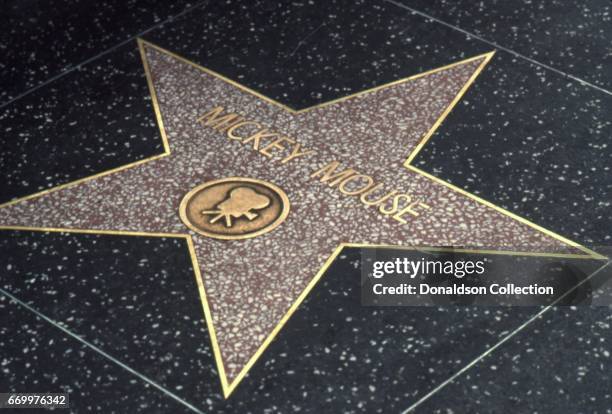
[[0, 39, 604, 397]]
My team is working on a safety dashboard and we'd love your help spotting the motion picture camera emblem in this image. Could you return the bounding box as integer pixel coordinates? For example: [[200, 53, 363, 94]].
[[179, 177, 290, 240]]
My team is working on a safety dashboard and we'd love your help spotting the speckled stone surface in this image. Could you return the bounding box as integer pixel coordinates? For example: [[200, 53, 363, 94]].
[[414, 305, 612, 414], [1, 0, 610, 412], [142, 0, 491, 110], [1, 232, 602, 412], [225, 251, 605, 413], [0, 42, 587, 389], [412, 50, 612, 247], [394, 0, 612, 90], [0, 43, 165, 205], [0, 0, 197, 104], [0, 294, 195, 413], [0, 0, 489, 210]]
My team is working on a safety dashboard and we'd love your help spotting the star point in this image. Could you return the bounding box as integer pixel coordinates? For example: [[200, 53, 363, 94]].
[[0, 39, 603, 398]]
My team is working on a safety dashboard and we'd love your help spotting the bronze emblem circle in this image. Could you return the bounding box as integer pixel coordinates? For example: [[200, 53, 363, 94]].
[[179, 177, 290, 240]]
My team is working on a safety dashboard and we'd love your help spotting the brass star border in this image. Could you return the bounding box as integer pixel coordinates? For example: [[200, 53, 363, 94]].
[[0, 39, 606, 398]]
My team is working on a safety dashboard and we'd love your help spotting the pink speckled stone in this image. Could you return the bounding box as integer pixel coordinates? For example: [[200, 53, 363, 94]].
[[0, 43, 578, 385]]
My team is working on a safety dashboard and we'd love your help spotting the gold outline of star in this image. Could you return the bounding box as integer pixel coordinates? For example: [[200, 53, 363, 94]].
[[0, 39, 606, 398]]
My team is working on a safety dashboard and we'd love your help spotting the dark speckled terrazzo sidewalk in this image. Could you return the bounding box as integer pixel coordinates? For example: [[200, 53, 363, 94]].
[[414, 303, 612, 414], [0, 294, 198, 414], [0, 0, 200, 105], [0, 0, 610, 412], [388, 0, 612, 90]]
